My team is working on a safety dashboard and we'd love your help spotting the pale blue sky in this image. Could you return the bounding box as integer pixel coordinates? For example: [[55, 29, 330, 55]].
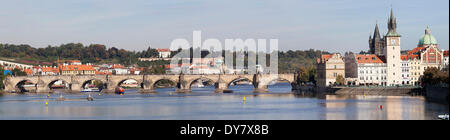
[[0, 0, 448, 53]]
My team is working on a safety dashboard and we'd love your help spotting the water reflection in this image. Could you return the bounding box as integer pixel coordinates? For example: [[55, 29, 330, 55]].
[[0, 84, 448, 120]]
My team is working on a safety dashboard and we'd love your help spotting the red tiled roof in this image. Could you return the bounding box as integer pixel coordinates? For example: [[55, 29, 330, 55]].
[[157, 48, 170, 52], [111, 64, 125, 69], [408, 47, 426, 56], [321, 54, 332, 62], [95, 71, 112, 75], [355, 55, 386, 64], [401, 55, 408, 61], [60, 65, 95, 71], [164, 64, 191, 69], [24, 69, 33, 75], [41, 67, 59, 73]]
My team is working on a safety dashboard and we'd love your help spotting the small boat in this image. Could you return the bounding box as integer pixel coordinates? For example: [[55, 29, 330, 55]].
[[223, 90, 233, 93], [81, 88, 101, 92], [115, 87, 125, 94], [438, 114, 449, 120]]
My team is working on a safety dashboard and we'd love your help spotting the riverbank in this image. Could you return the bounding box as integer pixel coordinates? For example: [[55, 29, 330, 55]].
[[318, 87, 423, 96]]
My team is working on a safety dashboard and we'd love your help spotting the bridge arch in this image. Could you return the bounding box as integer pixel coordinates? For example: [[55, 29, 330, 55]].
[[187, 77, 216, 89], [152, 78, 177, 89], [15, 79, 36, 93], [266, 78, 293, 85], [266, 78, 293, 92], [227, 77, 254, 88], [47, 79, 70, 90], [117, 78, 143, 88], [81, 79, 107, 90]]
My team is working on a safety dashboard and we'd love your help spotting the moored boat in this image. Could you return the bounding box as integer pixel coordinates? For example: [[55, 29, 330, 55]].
[[115, 87, 125, 94], [81, 88, 101, 92]]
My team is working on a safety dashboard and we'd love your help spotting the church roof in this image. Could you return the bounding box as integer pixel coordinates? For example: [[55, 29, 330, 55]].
[[418, 27, 438, 45]]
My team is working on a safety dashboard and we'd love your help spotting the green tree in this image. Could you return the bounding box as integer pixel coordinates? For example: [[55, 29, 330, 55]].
[[421, 67, 449, 86], [336, 75, 345, 86], [12, 68, 27, 76]]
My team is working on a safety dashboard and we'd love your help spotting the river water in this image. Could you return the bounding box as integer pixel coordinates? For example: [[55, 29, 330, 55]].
[[0, 83, 448, 120]]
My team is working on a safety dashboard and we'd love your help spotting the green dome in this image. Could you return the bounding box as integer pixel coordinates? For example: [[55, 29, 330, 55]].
[[418, 27, 437, 45]]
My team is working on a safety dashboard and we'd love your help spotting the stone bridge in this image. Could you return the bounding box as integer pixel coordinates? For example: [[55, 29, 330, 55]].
[[3, 74, 296, 93]]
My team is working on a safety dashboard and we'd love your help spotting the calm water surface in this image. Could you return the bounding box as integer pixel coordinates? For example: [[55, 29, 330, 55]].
[[0, 83, 448, 120]]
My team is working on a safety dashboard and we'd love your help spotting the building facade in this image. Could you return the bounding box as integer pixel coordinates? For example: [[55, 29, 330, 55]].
[[406, 27, 445, 85], [60, 64, 95, 75], [317, 53, 346, 87], [157, 48, 171, 58], [345, 53, 387, 86], [400, 55, 411, 85]]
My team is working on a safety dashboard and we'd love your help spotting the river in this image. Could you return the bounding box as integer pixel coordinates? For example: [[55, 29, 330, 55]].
[[0, 83, 448, 120]]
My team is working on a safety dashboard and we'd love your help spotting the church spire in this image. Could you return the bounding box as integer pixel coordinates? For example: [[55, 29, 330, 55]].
[[386, 7, 400, 37], [373, 22, 381, 40], [388, 8, 396, 31]]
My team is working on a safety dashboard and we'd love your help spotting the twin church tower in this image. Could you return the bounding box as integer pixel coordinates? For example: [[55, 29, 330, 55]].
[[368, 8, 402, 86]]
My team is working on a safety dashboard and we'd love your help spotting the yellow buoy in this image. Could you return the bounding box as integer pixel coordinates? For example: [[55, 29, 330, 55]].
[[45, 102, 48, 106], [243, 96, 246, 101]]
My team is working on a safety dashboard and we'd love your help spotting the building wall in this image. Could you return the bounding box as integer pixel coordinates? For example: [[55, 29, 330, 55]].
[[385, 36, 402, 86], [400, 60, 411, 85], [409, 58, 421, 85], [159, 52, 171, 58], [357, 63, 387, 86], [317, 54, 345, 87]]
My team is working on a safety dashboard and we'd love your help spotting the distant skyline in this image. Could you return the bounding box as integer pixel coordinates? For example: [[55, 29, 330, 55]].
[[0, 0, 448, 53]]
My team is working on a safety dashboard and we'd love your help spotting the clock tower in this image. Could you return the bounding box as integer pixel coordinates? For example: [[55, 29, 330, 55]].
[[384, 8, 402, 86]]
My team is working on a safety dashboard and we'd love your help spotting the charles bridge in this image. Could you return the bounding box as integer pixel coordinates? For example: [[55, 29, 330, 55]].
[[3, 73, 297, 93]]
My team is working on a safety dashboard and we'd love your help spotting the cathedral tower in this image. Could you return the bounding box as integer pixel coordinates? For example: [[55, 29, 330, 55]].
[[369, 23, 385, 55]]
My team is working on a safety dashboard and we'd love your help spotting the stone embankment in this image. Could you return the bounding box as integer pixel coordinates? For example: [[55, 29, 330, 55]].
[[332, 87, 423, 96]]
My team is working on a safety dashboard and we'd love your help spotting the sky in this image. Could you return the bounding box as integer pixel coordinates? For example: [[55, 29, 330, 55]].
[[0, 0, 448, 53]]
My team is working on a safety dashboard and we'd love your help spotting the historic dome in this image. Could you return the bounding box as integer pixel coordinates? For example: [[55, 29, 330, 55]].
[[418, 27, 437, 45]]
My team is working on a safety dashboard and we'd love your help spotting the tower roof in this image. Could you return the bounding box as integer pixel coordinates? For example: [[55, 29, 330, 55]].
[[386, 8, 401, 37], [418, 27, 438, 45], [373, 23, 382, 40]]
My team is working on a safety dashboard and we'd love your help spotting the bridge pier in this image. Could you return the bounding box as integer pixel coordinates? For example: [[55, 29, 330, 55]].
[[214, 75, 228, 93], [70, 83, 82, 93]]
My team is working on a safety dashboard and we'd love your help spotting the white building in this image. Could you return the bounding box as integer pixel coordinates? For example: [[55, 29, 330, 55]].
[[112, 68, 129, 75], [157, 48, 171, 58], [345, 53, 387, 86], [400, 55, 411, 85], [0, 60, 33, 70], [444, 50, 449, 69]]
